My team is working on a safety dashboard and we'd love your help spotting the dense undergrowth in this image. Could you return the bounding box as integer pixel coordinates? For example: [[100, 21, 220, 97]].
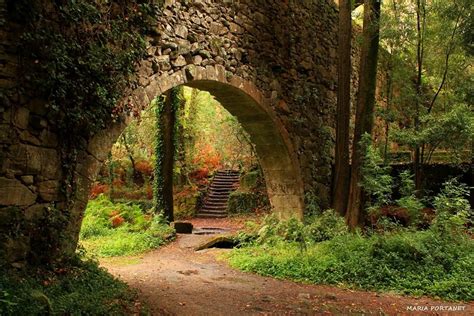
[[80, 195, 174, 257], [0, 256, 146, 315], [228, 181, 474, 301]]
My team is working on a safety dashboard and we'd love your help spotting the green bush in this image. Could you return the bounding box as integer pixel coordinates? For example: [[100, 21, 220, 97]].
[[227, 191, 261, 214], [0, 257, 144, 315], [304, 210, 348, 242], [228, 206, 474, 301], [79, 195, 174, 257]]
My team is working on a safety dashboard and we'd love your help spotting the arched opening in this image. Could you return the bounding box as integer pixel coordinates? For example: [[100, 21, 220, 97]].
[[177, 80, 304, 218]]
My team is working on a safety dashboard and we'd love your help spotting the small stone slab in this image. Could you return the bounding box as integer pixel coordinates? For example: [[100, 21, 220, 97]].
[[173, 221, 193, 234], [195, 235, 236, 251]]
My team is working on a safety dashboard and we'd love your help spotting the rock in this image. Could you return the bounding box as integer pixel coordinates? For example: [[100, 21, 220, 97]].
[[12, 107, 29, 129], [173, 221, 193, 234], [0, 177, 37, 206], [20, 175, 34, 185], [175, 25, 188, 39], [192, 55, 203, 65], [38, 180, 60, 202], [195, 235, 238, 251], [0, 124, 15, 144], [172, 55, 187, 67], [25, 204, 47, 221], [229, 22, 243, 34], [8, 144, 60, 178]]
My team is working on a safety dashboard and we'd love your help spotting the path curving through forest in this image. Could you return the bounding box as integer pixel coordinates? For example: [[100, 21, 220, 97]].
[[101, 225, 473, 316]]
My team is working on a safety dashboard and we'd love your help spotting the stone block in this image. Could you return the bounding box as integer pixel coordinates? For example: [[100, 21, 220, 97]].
[[8, 144, 60, 179], [12, 107, 29, 129], [38, 180, 60, 202], [0, 177, 37, 206], [173, 221, 193, 234]]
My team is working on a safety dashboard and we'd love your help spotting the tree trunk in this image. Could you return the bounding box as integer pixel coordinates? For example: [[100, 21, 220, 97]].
[[154, 88, 178, 223], [345, 0, 381, 230], [121, 133, 144, 186], [332, 0, 352, 216], [414, 0, 425, 194]]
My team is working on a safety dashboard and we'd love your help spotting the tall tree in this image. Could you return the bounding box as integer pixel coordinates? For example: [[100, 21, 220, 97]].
[[153, 88, 179, 223], [345, 0, 382, 230], [332, 0, 353, 216]]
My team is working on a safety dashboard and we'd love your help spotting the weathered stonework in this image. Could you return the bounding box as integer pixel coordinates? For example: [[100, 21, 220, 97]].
[[0, 0, 338, 265]]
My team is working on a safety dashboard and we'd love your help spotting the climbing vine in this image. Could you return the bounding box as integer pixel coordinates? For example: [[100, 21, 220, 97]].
[[5, 0, 161, 257], [153, 95, 165, 214], [153, 87, 181, 218], [11, 0, 160, 136]]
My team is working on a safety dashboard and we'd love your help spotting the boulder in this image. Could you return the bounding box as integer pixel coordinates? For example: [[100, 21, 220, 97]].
[[173, 221, 193, 234]]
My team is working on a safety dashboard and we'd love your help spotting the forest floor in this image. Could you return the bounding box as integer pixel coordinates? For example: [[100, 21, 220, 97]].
[[101, 219, 473, 316]]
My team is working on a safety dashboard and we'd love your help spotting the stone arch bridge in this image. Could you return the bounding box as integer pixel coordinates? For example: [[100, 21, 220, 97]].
[[0, 0, 338, 263]]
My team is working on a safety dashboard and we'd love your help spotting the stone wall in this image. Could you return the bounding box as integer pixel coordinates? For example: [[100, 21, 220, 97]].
[[131, 0, 339, 207], [0, 0, 338, 265]]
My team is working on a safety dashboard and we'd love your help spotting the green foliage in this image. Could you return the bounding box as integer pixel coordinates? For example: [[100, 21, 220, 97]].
[[360, 133, 393, 206], [379, 0, 473, 165], [237, 211, 347, 248], [395, 171, 424, 225], [228, 225, 474, 301], [304, 210, 348, 242], [13, 0, 159, 137], [432, 178, 472, 231], [80, 195, 174, 257], [153, 96, 166, 215], [227, 191, 266, 214], [0, 257, 143, 315]]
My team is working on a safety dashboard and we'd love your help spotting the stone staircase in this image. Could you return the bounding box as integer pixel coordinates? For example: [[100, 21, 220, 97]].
[[197, 170, 240, 218]]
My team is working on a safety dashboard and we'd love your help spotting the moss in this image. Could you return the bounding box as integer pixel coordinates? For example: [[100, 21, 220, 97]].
[[227, 191, 260, 214]]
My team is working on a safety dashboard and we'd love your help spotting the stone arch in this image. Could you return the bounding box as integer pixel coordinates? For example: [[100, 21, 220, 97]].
[[148, 67, 305, 218], [1, 0, 339, 263]]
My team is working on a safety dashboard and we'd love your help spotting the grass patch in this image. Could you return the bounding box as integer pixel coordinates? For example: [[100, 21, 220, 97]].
[[228, 214, 474, 301], [0, 257, 146, 315], [79, 195, 174, 257]]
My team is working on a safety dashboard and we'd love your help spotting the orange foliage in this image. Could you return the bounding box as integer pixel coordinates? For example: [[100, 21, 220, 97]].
[[110, 215, 125, 228], [189, 168, 209, 181], [146, 185, 153, 200], [109, 210, 120, 217], [192, 143, 222, 170], [112, 178, 125, 187], [136, 160, 153, 177], [89, 183, 109, 199]]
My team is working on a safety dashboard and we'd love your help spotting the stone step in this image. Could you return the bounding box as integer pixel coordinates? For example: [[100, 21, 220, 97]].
[[198, 169, 241, 218], [204, 201, 227, 207], [207, 194, 231, 200], [209, 183, 237, 190], [210, 186, 234, 192], [198, 209, 228, 215], [212, 180, 239, 186], [212, 178, 239, 183], [196, 213, 227, 218], [203, 202, 227, 210]]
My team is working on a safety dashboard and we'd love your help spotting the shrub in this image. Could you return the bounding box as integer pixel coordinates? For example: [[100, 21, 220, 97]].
[[0, 257, 144, 315], [228, 208, 474, 301], [89, 183, 109, 199], [228, 226, 474, 301], [227, 191, 260, 214], [79, 196, 174, 257], [304, 209, 348, 242], [432, 178, 472, 233]]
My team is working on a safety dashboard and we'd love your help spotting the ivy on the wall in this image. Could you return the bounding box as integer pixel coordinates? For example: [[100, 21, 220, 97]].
[[4, 0, 162, 259], [153, 95, 165, 214], [7, 0, 161, 202], [153, 87, 181, 219], [10, 0, 160, 137]]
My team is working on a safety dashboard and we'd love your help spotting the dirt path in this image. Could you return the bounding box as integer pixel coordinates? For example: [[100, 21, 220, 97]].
[[101, 231, 472, 315]]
